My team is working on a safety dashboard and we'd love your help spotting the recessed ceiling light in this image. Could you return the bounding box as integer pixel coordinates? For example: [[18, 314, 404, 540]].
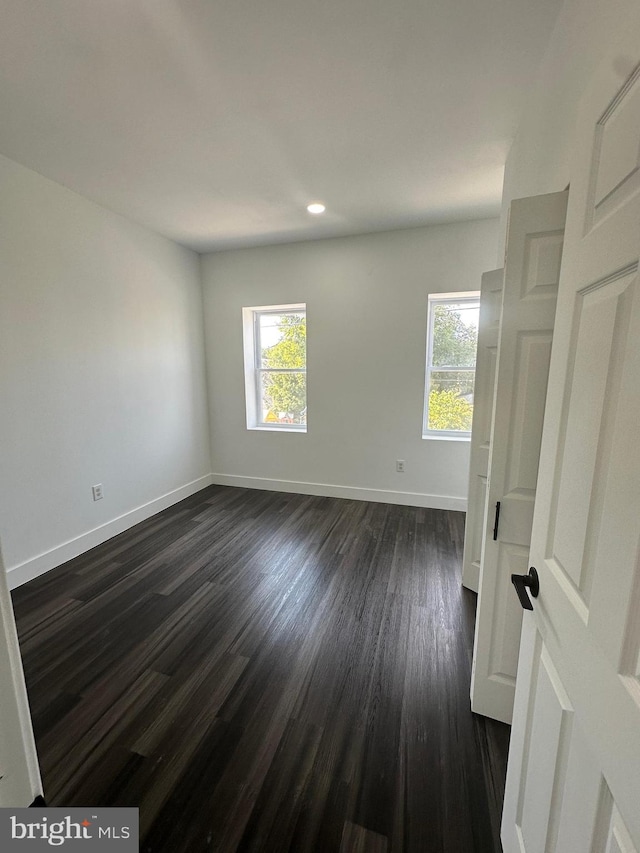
[[307, 202, 326, 215]]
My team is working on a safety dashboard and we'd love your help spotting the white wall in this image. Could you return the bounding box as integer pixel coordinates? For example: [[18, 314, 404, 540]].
[[499, 0, 640, 252], [0, 154, 212, 586], [201, 219, 499, 510]]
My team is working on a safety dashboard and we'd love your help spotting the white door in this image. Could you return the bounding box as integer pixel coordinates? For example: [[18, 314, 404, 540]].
[[0, 542, 42, 806], [462, 268, 503, 593], [502, 56, 640, 851], [471, 191, 568, 724]]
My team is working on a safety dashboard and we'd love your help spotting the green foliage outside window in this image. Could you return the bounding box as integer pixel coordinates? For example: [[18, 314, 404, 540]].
[[428, 388, 474, 431], [428, 301, 478, 432], [431, 304, 478, 368], [262, 313, 306, 423]]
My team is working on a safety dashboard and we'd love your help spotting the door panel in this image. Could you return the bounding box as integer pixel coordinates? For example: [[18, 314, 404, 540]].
[[520, 231, 565, 299], [588, 63, 640, 230], [517, 647, 572, 853], [471, 191, 567, 724], [488, 544, 529, 680], [462, 471, 488, 592], [554, 719, 604, 853], [503, 332, 553, 505], [462, 268, 503, 592], [549, 270, 634, 607], [502, 46, 640, 853]]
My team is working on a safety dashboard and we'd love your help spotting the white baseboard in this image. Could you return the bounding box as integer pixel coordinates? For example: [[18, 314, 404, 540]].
[[209, 473, 467, 513], [7, 472, 466, 590], [7, 475, 213, 590]]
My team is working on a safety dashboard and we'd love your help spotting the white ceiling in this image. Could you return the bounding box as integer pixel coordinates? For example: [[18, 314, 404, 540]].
[[0, 0, 563, 252]]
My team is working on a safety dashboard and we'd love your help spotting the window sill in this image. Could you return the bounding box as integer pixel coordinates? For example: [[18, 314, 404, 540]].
[[422, 433, 471, 442], [248, 425, 307, 434]]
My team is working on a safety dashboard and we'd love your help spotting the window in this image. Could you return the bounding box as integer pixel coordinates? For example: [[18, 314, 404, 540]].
[[242, 304, 307, 431], [423, 291, 480, 438]]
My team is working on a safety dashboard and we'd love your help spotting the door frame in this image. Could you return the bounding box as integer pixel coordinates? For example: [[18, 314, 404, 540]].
[[0, 539, 42, 806]]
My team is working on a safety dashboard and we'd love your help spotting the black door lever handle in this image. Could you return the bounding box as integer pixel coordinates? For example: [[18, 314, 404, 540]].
[[511, 567, 539, 611], [493, 501, 501, 541]]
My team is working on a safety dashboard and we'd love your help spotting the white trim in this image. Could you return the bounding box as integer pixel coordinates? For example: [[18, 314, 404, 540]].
[[247, 425, 307, 433], [242, 303, 307, 430], [0, 540, 42, 805], [6, 475, 213, 590], [209, 473, 467, 512], [422, 433, 471, 442], [5, 471, 467, 591], [246, 302, 306, 314], [430, 290, 481, 301]]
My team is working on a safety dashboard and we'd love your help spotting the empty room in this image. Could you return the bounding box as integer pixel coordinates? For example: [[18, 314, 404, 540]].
[[1, 1, 639, 852]]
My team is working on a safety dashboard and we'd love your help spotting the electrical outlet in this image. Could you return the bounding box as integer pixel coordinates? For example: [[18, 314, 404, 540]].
[[92, 484, 104, 501], [396, 459, 405, 473]]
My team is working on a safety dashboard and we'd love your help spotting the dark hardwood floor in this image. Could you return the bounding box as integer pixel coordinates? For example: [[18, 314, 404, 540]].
[[11, 485, 509, 853]]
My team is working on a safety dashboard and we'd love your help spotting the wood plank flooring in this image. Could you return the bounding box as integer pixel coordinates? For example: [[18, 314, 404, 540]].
[[11, 485, 510, 853]]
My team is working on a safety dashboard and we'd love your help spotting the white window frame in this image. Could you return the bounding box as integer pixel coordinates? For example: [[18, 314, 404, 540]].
[[422, 290, 480, 441], [242, 303, 307, 433]]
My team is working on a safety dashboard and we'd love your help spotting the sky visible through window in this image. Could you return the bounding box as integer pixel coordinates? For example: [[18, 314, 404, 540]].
[[258, 312, 287, 349]]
